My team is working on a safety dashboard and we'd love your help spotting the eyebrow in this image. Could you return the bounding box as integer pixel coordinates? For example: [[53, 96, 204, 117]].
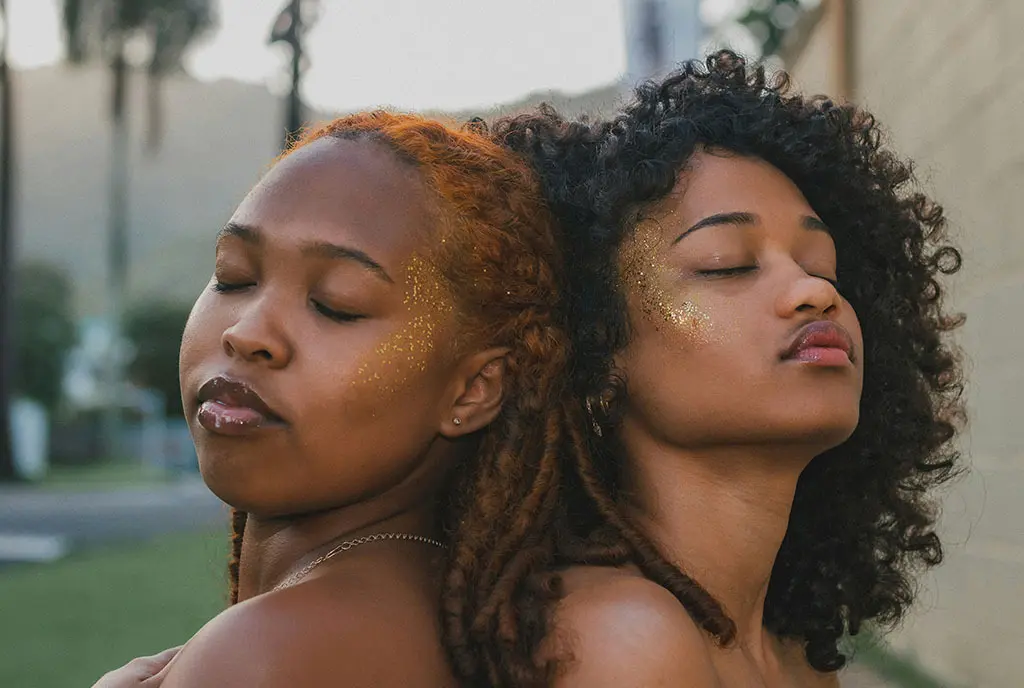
[[217, 222, 393, 283], [672, 212, 757, 244], [801, 216, 831, 234], [217, 222, 262, 244], [672, 212, 832, 244]]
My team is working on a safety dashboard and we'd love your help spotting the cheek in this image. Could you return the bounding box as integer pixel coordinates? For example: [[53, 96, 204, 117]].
[[293, 343, 451, 493], [350, 254, 454, 397], [628, 283, 720, 352], [651, 293, 717, 348], [178, 293, 219, 377], [619, 292, 752, 401], [304, 351, 448, 432], [350, 313, 445, 396], [620, 225, 718, 350]]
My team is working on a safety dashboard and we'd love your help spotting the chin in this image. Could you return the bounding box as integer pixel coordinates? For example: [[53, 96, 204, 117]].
[[788, 411, 860, 456], [201, 475, 289, 516], [193, 444, 268, 512], [196, 451, 246, 509], [197, 454, 348, 518]]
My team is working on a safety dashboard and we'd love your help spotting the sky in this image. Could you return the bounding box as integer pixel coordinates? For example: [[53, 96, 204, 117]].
[[4, 0, 758, 112], [3, 0, 633, 111]]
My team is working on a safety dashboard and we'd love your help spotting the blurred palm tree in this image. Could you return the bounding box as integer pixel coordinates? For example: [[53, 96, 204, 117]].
[[0, 0, 18, 479], [63, 0, 218, 149], [61, 0, 216, 456]]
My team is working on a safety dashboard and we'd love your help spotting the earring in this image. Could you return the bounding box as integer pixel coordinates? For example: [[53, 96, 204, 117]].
[[584, 398, 603, 437], [452, 417, 462, 426]]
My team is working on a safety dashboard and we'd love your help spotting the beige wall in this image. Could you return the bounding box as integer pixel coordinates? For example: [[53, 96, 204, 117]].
[[785, 1, 844, 97], [785, 2, 1024, 686]]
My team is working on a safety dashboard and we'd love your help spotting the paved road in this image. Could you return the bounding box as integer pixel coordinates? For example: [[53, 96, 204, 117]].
[[0, 478, 228, 560]]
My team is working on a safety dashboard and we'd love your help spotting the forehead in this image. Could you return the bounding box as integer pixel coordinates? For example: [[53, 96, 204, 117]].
[[651, 151, 813, 224], [230, 137, 435, 265]]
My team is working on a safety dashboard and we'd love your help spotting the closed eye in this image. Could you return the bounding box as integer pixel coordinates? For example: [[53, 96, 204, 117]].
[[312, 300, 364, 323], [696, 266, 758, 278], [212, 281, 253, 293]]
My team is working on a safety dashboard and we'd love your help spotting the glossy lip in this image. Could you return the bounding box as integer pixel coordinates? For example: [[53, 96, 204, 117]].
[[195, 375, 285, 434], [781, 320, 855, 364]]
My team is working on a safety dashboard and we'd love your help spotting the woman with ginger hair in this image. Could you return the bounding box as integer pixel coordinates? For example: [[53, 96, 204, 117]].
[[94, 111, 583, 687]]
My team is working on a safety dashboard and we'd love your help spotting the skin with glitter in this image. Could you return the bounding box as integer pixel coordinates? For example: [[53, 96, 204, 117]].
[[354, 253, 454, 394], [620, 217, 715, 344]]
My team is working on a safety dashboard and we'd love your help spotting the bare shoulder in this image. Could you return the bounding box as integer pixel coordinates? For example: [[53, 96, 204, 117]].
[[162, 576, 454, 688], [543, 566, 719, 688]]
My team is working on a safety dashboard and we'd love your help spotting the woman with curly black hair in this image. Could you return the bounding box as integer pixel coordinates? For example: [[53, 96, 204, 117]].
[[488, 50, 965, 686]]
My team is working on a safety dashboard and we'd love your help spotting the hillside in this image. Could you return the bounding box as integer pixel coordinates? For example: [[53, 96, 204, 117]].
[[8, 65, 625, 315]]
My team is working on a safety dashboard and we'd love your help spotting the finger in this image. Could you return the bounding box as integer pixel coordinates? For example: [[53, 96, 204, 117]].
[[147, 646, 183, 665], [135, 646, 184, 674], [92, 666, 147, 688], [140, 647, 185, 687], [91, 646, 184, 688]]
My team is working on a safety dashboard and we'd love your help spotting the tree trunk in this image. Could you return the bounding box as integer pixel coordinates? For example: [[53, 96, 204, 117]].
[[101, 43, 130, 460], [0, 0, 20, 480]]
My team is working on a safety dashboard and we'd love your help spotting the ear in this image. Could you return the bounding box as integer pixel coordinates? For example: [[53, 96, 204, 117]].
[[439, 347, 510, 439]]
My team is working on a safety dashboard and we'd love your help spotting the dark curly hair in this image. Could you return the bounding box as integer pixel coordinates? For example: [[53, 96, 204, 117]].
[[494, 50, 966, 675], [221, 112, 591, 687]]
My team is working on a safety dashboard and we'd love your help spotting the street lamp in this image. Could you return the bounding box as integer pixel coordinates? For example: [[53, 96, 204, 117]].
[[269, 0, 321, 150]]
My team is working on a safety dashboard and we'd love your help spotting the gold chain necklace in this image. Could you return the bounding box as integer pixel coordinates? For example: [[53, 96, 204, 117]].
[[272, 532, 446, 591]]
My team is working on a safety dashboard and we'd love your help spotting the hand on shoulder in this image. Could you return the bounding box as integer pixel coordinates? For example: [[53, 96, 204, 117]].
[[543, 568, 719, 688]]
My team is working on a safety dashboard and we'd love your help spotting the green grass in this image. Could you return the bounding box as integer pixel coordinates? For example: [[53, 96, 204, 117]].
[[0, 530, 958, 688], [38, 461, 173, 490], [0, 530, 229, 688]]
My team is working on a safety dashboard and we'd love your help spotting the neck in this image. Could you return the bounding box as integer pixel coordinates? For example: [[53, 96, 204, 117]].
[[619, 430, 810, 644], [237, 496, 441, 602], [234, 435, 474, 601]]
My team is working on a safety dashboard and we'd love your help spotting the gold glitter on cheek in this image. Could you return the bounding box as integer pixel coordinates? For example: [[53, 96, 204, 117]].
[[620, 219, 716, 345], [352, 254, 454, 394], [663, 297, 715, 345]]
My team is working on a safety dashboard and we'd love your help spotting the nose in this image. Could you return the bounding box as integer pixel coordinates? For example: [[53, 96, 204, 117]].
[[776, 270, 841, 319], [221, 296, 293, 368]]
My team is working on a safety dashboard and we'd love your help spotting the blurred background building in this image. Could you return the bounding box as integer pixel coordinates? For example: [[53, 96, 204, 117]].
[[0, 1, 1019, 686], [622, 0, 702, 82]]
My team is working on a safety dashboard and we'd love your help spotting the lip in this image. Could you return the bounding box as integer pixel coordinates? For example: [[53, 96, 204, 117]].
[[195, 376, 285, 436], [781, 320, 855, 366]]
